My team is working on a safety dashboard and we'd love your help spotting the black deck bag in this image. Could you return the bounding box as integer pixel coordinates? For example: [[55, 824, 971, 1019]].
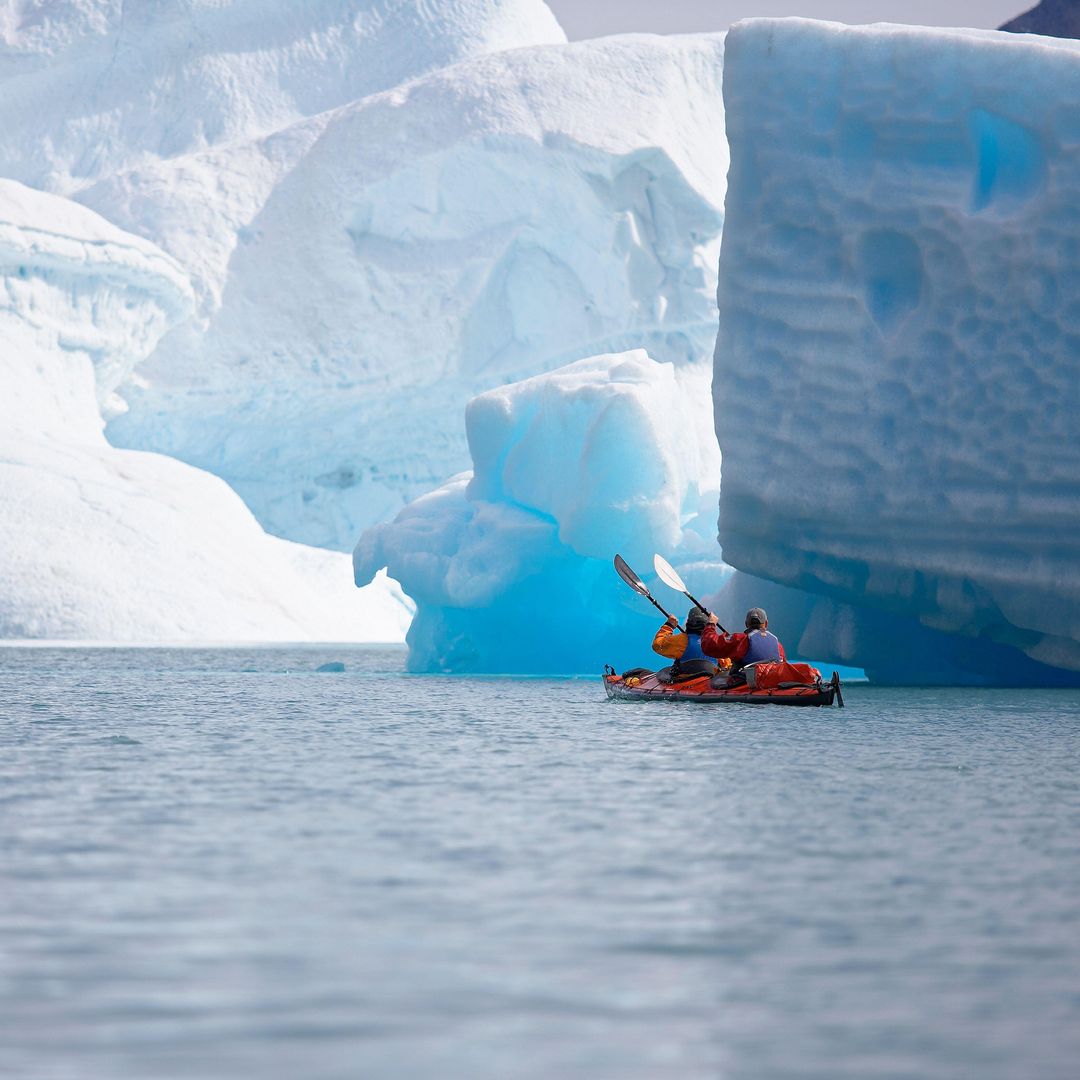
[[671, 658, 719, 681]]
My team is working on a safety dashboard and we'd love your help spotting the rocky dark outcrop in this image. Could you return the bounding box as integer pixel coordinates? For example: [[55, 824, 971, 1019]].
[[1000, 0, 1080, 39]]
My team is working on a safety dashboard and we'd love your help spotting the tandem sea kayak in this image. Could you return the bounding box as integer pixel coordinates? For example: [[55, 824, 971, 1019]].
[[603, 664, 844, 707]]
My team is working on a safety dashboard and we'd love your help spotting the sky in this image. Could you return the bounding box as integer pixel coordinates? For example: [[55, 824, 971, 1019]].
[[546, 1, 1031, 39]]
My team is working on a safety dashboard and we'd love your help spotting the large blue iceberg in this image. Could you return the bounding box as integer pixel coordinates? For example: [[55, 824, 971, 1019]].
[[716, 19, 1080, 680]]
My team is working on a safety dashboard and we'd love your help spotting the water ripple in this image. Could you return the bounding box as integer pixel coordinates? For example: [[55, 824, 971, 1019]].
[[0, 646, 1077, 1080]]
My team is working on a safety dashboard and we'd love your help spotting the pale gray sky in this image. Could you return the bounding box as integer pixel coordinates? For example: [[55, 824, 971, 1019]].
[[546, 1, 1030, 38]]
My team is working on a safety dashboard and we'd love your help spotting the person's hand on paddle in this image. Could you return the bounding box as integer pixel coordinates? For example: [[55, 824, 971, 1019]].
[[652, 553, 727, 634], [666, 615, 678, 628]]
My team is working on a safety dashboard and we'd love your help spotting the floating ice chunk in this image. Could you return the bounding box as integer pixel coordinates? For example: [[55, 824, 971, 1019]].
[[716, 19, 1080, 676], [355, 350, 725, 673]]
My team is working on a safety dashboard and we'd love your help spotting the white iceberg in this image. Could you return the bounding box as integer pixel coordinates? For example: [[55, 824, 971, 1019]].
[[354, 350, 726, 673], [0, 180, 410, 641], [83, 25, 726, 549], [716, 19, 1080, 676]]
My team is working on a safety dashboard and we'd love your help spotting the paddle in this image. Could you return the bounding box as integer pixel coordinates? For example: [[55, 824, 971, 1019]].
[[613, 554, 684, 632], [653, 554, 728, 634]]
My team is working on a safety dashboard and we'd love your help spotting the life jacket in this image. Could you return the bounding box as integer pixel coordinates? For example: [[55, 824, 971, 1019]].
[[743, 628, 782, 664], [680, 632, 709, 662]]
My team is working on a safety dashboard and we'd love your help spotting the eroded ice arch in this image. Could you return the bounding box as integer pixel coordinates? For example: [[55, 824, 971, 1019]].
[[716, 19, 1080, 675]]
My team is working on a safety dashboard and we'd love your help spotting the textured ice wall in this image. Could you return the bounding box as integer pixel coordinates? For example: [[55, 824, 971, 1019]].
[[0, 0, 565, 318], [101, 32, 728, 550], [717, 19, 1080, 674], [0, 181, 410, 641], [354, 351, 726, 673], [707, 572, 1080, 687], [0, 0, 565, 194]]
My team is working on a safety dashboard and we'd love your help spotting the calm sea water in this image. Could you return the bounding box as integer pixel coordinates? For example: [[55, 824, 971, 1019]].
[[1, 646, 1078, 1080]]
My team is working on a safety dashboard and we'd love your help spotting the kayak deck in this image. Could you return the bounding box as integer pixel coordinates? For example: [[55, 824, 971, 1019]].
[[603, 669, 843, 707]]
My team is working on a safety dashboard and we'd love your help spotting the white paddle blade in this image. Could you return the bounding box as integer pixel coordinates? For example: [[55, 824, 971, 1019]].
[[652, 553, 687, 593]]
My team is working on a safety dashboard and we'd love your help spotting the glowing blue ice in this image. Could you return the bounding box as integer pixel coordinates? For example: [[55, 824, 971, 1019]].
[[354, 350, 727, 673], [716, 20, 1080, 678]]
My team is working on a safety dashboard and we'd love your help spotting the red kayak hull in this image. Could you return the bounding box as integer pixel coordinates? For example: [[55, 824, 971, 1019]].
[[603, 670, 842, 707]]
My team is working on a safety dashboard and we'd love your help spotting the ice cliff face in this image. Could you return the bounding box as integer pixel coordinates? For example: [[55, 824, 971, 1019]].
[[0, 180, 410, 640], [0, 1, 726, 552], [716, 19, 1080, 675], [354, 350, 725, 673]]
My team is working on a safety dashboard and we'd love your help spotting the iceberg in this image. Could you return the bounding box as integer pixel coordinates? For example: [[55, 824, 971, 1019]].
[[0, 180, 411, 641], [354, 350, 726, 673], [87, 27, 726, 550], [716, 19, 1080, 677]]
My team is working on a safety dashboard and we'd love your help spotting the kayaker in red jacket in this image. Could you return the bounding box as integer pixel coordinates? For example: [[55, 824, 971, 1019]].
[[700, 607, 786, 667]]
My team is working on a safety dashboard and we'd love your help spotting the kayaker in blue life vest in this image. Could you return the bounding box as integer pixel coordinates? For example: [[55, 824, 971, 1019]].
[[652, 608, 718, 670], [701, 607, 786, 669]]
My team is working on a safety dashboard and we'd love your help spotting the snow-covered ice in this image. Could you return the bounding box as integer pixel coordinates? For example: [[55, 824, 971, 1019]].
[[0, 180, 411, 641], [0, 0, 565, 195], [88, 29, 726, 550], [0, 1, 727, 552], [354, 350, 726, 673], [716, 19, 1080, 674]]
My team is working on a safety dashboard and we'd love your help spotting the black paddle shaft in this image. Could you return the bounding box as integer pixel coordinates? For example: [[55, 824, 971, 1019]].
[[683, 588, 727, 635], [613, 554, 684, 633], [643, 592, 683, 632]]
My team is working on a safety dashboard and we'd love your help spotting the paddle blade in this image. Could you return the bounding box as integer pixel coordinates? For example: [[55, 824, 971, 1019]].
[[653, 553, 687, 594], [613, 554, 649, 596]]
